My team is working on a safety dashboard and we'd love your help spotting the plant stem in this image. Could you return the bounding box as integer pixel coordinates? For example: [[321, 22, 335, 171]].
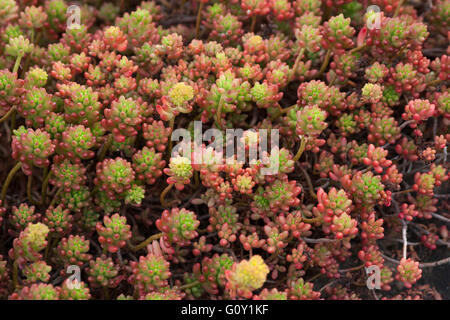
[[393, 188, 413, 196], [119, 0, 125, 12], [431, 213, 450, 224], [160, 183, 174, 207], [277, 105, 286, 114], [136, 72, 141, 86], [90, 185, 100, 197], [291, 48, 305, 81], [349, 44, 367, 55], [0, 106, 16, 124], [393, 0, 404, 17], [12, 259, 18, 290], [1, 162, 21, 203], [381, 252, 450, 268], [278, 104, 297, 116], [10, 109, 16, 132], [293, 136, 307, 162], [27, 174, 34, 203], [34, 32, 42, 46], [399, 120, 415, 130], [98, 134, 113, 162], [302, 216, 320, 224], [216, 96, 225, 129], [402, 220, 408, 259], [299, 166, 317, 199], [30, 29, 35, 44], [194, 170, 199, 187], [129, 232, 163, 252], [44, 234, 53, 261], [426, 78, 443, 87], [195, 1, 204, 39], [307, 273, 322, 282], [41, 168, 52, 205], [317, 50, 331, 78], [419, 256, 450, 268], [158, 0, 170, 7], [21, 55, 32, 78], [303, 237, 335, 244], [267, 251, 279, 263], [48, 236, 59, 262], [168, 117, 175, 156], [49, 187, 62, 207], [250, 15, 257, 33], [322, 4, 331, 21], [12, 54, 23, 74], [179, 280, 200, 290], [339, 264, 365, 273], [103, 287, 110, 300]]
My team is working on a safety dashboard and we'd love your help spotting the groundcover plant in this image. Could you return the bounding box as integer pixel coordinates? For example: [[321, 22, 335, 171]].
[[0, 0, 448, 300]]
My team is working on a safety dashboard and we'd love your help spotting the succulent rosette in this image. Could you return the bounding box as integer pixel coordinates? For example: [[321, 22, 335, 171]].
[[12, 126, 55, 175], [94, 157, 135, 199], [0, 69, 25, 116], [56, 235, 92, 268], [129, 253, 171, 296], [102, 96, 145, 142], [225, 255, 269, 299], [9, 283, 60, 300], [87, 255, 122, 289], [156, 208, 200, 246], [96, 214, 132, 253], [58, 125, 96, 162]]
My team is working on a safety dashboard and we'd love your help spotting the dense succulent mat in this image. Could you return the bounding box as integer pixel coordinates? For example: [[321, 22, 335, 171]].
[[0, 0, 449, 300]]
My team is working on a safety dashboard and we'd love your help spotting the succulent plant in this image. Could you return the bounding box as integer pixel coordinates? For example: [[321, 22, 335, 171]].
[[142, 120, 172, 152], [321, 14, 355, 54], [225, 255, 269, 299], [395, 258, 422, 289], [12, 126, 55, 175], [129, 253, 171, 296], [22, 261, 52, 285], [288, 278, 321, 300], [11, 223, 49, 263], [164, 155, 193, 190], [0, 0, 446, 302], [59, 279, 91, 300], [95, 157, 135, 199], [96, 214, 132, 253], [156, 208, 200, 246], [9, 203, 40, 232], [43, 205, 72, 235], [0, 69, 25, 116], [87, 255, 121, 289], [0, 0, 18, 25], [10, 283, 60, 300], [49, 159, 87, 192], [102, 96, 145, 142], [58, 125, 96, 162], [56, 235, 91, 268]]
